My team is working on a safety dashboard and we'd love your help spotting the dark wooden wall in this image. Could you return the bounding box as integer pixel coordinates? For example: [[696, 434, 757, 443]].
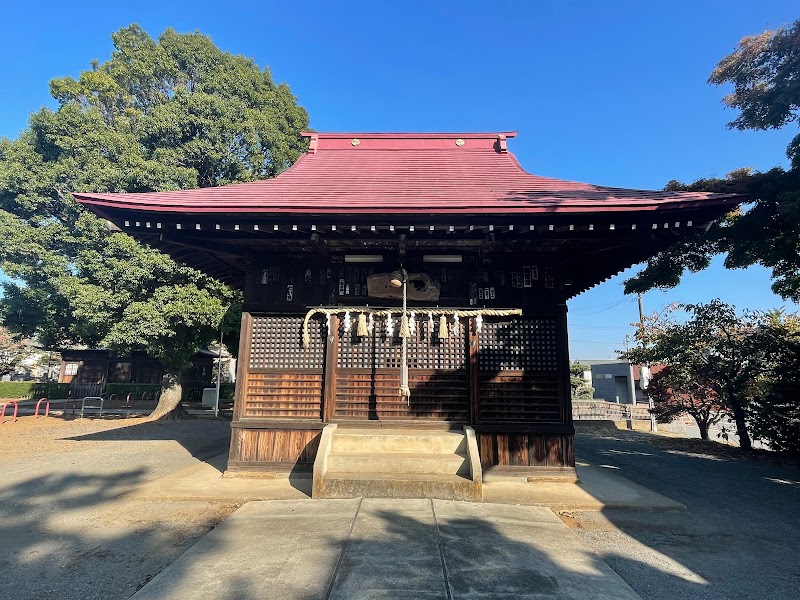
[[228, 426, 322, 472], [228, 253, 575, 472], [333, 316, 468, 421], [477, 432, 575, 468]]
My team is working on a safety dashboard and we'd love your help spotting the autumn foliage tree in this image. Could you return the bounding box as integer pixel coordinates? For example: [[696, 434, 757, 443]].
[[623, 301, 773, 451], [647, 366, 726, 441], [0, 25, 309, 418], [623, 301, 800, 451]]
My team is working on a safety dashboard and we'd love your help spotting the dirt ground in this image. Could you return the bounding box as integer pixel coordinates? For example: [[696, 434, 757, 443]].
[[2, 416, 799, 599], [0, 415, 236, 600]]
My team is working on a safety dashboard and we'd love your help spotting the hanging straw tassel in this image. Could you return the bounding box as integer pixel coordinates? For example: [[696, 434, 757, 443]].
[[399, 362, 411, 401], [386, 312, 394, 337], [399, 314, 410, 338], [357, 313, 368, 337], [438, 314, 448, 339]]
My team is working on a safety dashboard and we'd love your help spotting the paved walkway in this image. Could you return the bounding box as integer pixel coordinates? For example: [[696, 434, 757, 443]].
[[128, 453, 684, 512], [132, 498, 642, 600]]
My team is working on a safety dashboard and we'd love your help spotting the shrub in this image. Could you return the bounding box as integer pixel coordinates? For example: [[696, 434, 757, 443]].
[[0, 381, 71, 399]]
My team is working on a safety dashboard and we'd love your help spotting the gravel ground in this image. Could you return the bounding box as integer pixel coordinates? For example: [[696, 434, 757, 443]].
[[0, 415, 236, 600], [565, 423, 800, 600]]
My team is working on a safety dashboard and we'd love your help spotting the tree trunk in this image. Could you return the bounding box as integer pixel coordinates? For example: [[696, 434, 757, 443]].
[[728, 397, 751, 451], [148, 368, 192, 420], [696, 419, 709, 441]]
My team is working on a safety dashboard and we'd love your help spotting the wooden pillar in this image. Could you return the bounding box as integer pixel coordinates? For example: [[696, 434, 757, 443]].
[[232, 312, 253, 423], [468, 317, 479, 425], [229, 311, 253, 466], [555, 302, 574, 430], [322, 315, 339, 422]]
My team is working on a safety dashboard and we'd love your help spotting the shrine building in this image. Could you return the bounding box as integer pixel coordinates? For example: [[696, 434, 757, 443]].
[[74, 132, 743, 500]]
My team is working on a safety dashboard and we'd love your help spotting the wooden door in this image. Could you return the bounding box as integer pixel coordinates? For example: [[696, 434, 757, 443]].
[[333, 315, 468, 421]]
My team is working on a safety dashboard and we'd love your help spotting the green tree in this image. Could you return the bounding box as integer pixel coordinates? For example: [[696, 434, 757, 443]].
[[569, 361, 593, 400], [625, 20, 800, 300], [748, 310, 800, 454], [622, 300, 778, 451], [709, 20, 800, 169], [0, 25, 309, 418]]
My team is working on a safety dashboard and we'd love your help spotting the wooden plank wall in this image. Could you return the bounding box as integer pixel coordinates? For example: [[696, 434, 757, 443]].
[[477, 372, 560, 422], [238, 315, 325, 420], [334, 369, 468, 420], [230, 428, 321, 465], [244, 371, 323, 419], [476, 432, 575, 468]]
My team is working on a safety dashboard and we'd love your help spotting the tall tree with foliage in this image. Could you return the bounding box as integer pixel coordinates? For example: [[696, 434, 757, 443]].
[[622, 300, 782, 451], [747, 310, 800, 454], [0, 25, 309, 418], [647, 366, 726, 441], [625, 20, 800, 300]]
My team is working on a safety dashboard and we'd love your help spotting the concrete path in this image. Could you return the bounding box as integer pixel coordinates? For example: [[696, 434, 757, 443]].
[[133, 498, 641, 600], [129, 453, 684, 511]]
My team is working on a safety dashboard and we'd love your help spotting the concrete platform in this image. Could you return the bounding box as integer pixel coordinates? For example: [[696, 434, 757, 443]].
[[132, 498, 642, 599], [129, 454, 684, 511]]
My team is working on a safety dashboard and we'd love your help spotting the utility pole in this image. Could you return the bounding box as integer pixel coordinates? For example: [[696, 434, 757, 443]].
[[638, 293, 657, 433]]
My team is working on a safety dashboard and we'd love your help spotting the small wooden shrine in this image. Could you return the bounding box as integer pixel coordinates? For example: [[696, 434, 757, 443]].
[[75, 132, 742, 477]]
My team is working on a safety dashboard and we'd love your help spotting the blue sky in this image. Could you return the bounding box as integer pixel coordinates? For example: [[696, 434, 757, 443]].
[[1, 1, 798, 358]]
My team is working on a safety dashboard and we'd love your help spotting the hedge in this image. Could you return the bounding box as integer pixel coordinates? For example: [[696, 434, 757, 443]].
[[0, 381, 237, 402], [0, 382, 71, 399]]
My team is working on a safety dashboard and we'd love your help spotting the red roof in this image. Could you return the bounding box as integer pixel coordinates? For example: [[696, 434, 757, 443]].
[[73, 132, 742, 216]]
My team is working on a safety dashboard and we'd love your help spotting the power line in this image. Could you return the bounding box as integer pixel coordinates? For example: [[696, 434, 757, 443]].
[[570, 297, 632, 315]]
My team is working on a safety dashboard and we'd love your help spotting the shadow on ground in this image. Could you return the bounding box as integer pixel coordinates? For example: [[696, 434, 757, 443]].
[[131, 499, 648, 600], [0, 417, 236, 599], [64, 416, 232, 462], [570, 422, 800, 600]]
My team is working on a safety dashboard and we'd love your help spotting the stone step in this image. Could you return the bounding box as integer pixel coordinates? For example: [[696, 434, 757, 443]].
[[319, 472, 481, 501], [331, 429, 466, 454], [327, 451, 469, 476]]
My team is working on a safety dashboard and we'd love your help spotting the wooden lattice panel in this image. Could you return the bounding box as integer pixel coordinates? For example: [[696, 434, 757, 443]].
[[337, 317, 466, 369], [249, 316, 324, 369], [244, 371, 323, 419], [478, 372, 561, 423], [478, 318, 557, 371], [334, 369, 468, 421]]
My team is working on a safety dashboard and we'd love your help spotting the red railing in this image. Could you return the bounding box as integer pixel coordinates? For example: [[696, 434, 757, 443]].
[[1, 400, 18, 424], [35, 397, 50, 418]]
